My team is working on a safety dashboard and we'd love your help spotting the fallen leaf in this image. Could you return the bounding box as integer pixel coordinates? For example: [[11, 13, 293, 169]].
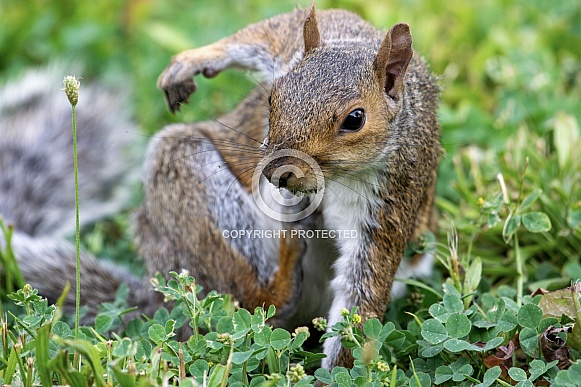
[[540, 326, 572, 370], [538, 283, 581, 319]]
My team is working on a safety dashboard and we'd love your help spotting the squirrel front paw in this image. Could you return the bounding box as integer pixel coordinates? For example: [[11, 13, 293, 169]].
[[157, 43, 228, 113]]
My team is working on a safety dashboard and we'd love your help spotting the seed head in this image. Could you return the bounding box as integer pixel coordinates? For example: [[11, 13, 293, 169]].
[[377, 360, 390, 372], [312, 317, 327, 331], [293, 326, 310, 338], [63, 75, 80, 107], [287, 363, 307, 383]]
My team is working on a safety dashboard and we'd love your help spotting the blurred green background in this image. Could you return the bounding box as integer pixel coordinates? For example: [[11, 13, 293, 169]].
[[2, 0, 579, 140], [1, 0, 580, 284]]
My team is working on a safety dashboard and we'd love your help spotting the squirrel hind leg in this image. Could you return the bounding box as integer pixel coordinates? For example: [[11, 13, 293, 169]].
[[135, 121, 299, 321]]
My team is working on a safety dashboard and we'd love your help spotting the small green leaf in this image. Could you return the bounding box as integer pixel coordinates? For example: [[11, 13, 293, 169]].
[[334, 370, 351, 385], [528, 359, 548, 381], [497, 310, 518, 332], [445, 313, 472, 338], [52, 320, 74, 338], [482, 337, 504, 351], [519, 327, 538, 357], [189, 359, 209, 380], [231, 349, 253, 365], [453, 363, 473, 381], [429, 303, 451, 323], [331, 366, 349, 378], [207, 364, 227, 387], [508, 367, 527, 382], [517, 304, 543, 329], [165, 319, 176, 335], [443, 293, 464, 313], [270, 328, 291, 350], [477, 366, 502, 387], [463, 257, 482, 298], [112, 338, 135, 358], [314, 368, 333, 384], [253, 326, 272, 346], [519, 189, 542, 212], [485, 366, 502, 381], [94, 314, 113, 333], [487, 298, 506, 322], [303, 352, 327, 366], [378, 321, 396, 342], [522, 212, 552, 233], [418, 340, 444, 357], [136, 339, 152, 360], [23, 315, 43, 327], [233, 309, 252, 330], [409, 371, 432, 387], [267, 305, 276, 319], [216, 316, 234, 334], [363, 318, 382, 340], [503, 213, 521, 241], [421, 319, 448, 344], [148, 324, 166, 344], [291, 331, 309, 349], [249, 376, 266, 387], [434, 366, 453, 384], [554, 361, 581, 386], [443, 338, 471, 352], [383, 328, 406, 348]]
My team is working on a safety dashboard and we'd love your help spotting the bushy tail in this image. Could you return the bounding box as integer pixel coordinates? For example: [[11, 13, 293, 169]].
[[0, 65, 148, 320]]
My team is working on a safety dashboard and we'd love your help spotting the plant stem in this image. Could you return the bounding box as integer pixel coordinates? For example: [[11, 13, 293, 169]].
[[71, 104, 81, 340], [515, 232, 523, 307]]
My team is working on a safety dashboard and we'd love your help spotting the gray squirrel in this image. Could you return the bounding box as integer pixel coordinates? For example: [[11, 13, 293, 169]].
[[1, 4, 440, 369]]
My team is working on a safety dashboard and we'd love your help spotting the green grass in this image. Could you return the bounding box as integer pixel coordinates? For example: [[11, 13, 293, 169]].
[[0, 0, 580, 385]]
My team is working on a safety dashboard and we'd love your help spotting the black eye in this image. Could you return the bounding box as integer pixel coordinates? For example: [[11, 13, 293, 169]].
[[268, 95, 272, 105], [341, 109, 365, 131]]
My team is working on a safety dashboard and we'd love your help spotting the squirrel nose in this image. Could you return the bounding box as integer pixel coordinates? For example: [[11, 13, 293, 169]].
[[277, 171, 293, 188]]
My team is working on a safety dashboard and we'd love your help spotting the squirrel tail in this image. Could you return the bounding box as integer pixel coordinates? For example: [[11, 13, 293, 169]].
[[8, 231, 150, 321], [0, 65, 148, 320]]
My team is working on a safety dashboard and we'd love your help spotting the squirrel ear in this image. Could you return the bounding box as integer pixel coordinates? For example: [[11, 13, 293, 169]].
[[374, 23, 413, 100], [303, 1, 320, 54]]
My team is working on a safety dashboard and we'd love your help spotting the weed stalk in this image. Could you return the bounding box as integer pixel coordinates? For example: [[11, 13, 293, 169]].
[[63, 76, 81, 340]]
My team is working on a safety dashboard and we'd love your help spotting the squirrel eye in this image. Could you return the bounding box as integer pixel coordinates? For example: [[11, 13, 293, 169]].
[[341, 109, 366, 131]]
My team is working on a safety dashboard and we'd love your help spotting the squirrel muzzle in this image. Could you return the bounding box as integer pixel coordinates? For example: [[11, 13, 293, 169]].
[[261, 154, 322, 193]]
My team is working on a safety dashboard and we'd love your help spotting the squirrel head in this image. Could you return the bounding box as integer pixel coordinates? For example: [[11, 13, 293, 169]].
[[262, 4, 414, 193]]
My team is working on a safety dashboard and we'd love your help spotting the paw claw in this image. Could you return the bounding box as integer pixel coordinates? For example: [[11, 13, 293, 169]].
[[157, 45, 225, 113], [158, 63, 198, 114]]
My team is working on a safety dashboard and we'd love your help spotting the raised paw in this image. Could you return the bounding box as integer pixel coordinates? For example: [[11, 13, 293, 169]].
[[157, 43, 228, 113]]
